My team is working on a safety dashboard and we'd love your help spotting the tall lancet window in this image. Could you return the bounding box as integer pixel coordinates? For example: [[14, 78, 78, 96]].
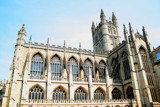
[[53, 87, 66, 100], [94, 88, 105, 100], [99, 61, 106, 79], [74, 87, 87, 101], [29, 85, 44, 100], [30, 54, 44, 79], [50, 56, 61, 80], [84, 59, 93, 78], [67, 57, 78, 78], [122, 52, 131, 80], [139, 47, 157, 102]]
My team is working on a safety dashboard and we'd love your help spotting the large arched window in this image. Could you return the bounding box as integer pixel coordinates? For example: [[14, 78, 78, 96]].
[[84, 59, 93, 78], [67, 57, 78, 78], [50, 56, 61, 80], [126, 86, 134, 99], [53, 87, 66, 100], [29, 85, 44, 100], [74, 87, 87, 101], [122, 52, 131, 80], [99, 61, 106, 79], [139, 47, 157, 101], [30, 54, 44, 79], [94, 88, 105, 100], [112, 88, 121, 99]]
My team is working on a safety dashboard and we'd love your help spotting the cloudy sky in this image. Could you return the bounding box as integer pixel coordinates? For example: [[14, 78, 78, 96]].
[[0, 0, 160, 80]]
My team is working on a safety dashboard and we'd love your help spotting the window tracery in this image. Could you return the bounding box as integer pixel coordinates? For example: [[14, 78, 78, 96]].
[[84, 59, 93, 78], [99, 61, 106, 79], [29, 85, 44, 100], [122, 52, 131, 80], [112, 88, 121, 99], [126, 86, 134, 99], [30, 54, 44, 79], [67, 57, 78, 78], [50, 56, 61, 80], [74, 87, 87, 100], [94, 88, 105, 100], [139, 47, 157, 101], [53, 87, 66, 100]]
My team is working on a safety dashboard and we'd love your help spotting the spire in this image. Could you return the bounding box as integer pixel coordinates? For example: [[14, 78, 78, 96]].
[[79, 42, 81, 49], [92, 21, 95, 29], [129, 22, 134, 33], [100, 9, 106, 24], [100, 9, 105, 17], [47, 37, 49, 44], [123, 24, 129, 43], [29, 35, 32, 43], [142, 26, 152, 52], [129, 22, 136, 41], [112, 12, 117, 21], [18, 24, 26, 34], [112, 12, 117, 26], [64, 40, 66, 47]]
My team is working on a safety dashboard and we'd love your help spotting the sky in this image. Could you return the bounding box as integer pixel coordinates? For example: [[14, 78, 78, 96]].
[[0, 0, 160, 80]]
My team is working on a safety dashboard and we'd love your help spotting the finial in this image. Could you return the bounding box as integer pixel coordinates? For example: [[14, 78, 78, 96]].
[[112, 12, 117, 20], [129, 22, 134, 33], [79, 42, 81, 49], [100, 9, 105, 17], [29, 35, 32, 42], [64, 40, 66, 46], [123, 24, 128, 33], [47, 37, 49, 44], [92, 21, 95, 27], [19, 24, 26, 34]]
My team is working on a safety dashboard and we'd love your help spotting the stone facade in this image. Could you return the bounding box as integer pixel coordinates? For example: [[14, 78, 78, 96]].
[[1, 10, 160, 107]]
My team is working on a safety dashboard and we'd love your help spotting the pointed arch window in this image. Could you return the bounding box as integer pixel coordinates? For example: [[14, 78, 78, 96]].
[[74, 87, 87, 101], [50, 56, 61, 80], [67, 57, 78, 78], [139, 47, 157, 101], [84, 59, 93, 78], [126, 86, 134, 99], [122, 52, 131, 80], [94, 88, 105, 100], [30, 54, 44, 79], [53, 87, 66, 100], [29, 85, 44, 100], [99, 61, 106, 79], [112, 88, 121, 99]]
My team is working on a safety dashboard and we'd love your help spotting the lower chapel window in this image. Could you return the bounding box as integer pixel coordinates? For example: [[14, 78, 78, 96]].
[[112, 88, 121, 99], [30, 54, 44, 79], [50, 56, 61, 80], [94, 88, 105, 100], [74, 88, 87, 100], [126, 86, 134, 99], [29, 86, 44, 100], [53, 87, 66, 100], [67, 57, 78, 78]]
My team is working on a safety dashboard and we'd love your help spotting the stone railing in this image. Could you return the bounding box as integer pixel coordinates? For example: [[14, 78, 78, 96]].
[[73, 77, 88, 82], [30, 74, 45, 80], [92, 78, 106, 83], [113, 80, 122, 83], [51, 76, 68, 81], [23, 99, 136, 104]]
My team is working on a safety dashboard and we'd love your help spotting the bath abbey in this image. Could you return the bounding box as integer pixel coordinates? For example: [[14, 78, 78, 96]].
[[1, 10, 160, 107]]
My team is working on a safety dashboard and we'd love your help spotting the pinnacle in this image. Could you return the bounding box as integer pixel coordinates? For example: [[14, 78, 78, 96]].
[[100, 9, 105, 17], [19, 24, 26, 33]]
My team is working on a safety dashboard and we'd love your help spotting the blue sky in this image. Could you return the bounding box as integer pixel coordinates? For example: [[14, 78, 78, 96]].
[[0, 0, 160, 80]]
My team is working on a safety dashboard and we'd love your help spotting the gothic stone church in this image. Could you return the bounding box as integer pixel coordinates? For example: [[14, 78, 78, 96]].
[[1, 10, 160, 107]]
